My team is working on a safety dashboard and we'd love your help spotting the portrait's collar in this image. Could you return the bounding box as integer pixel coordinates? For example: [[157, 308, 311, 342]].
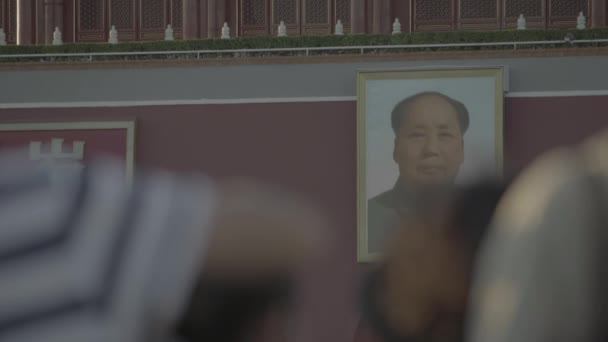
[[393, 178, 455, 201]]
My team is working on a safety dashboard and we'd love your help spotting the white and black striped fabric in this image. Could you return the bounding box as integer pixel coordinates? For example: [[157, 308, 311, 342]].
[[0, 151, 217, 342]]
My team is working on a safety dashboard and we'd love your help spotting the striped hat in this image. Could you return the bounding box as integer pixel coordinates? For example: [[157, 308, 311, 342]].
[[0, 151, 217, 342]]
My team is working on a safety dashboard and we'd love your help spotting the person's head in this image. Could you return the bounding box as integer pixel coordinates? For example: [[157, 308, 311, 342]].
[[391, 92, 469, 188]]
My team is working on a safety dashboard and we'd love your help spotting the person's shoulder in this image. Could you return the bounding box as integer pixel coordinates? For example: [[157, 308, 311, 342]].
[[368, 189, 397, 208]]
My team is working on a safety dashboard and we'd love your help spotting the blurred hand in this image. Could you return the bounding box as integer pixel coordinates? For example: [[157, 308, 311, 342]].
[[176, 179, 330, 342], [202, 179, 330, 279], [361, 181, 504, 342], [379, 214, 471, 340]]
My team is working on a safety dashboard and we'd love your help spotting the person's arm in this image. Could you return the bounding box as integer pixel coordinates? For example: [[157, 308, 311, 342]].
[[0, 154, 329, 342], [202, 179, 329, 279], [174, 179, 330, 342]]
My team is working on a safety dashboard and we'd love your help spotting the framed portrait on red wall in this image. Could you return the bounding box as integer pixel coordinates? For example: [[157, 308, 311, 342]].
[[0, 121, 136, 184], [357, 67, 505, 262]]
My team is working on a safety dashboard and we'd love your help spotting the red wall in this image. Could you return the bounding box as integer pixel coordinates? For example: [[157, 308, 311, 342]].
[[1, 95, 608, 341], [505, 96, 608, 175]]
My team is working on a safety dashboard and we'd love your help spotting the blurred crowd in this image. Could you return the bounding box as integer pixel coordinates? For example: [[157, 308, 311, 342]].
[[2, 129, 608, 342]]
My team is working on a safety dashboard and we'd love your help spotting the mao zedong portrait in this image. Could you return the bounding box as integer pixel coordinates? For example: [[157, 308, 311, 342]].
[[367, 91, 470, 253]]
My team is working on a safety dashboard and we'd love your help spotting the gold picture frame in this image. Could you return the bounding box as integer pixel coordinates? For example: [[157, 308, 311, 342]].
[[0, 120, 136, 184], [357, 66, 504, 262]]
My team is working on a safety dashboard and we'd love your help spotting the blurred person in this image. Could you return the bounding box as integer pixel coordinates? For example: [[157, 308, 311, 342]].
[[368, 92, 470, 250], [0, 150, 329, 342], [358, 179, 505, 342], [467, 131, 608, 342]]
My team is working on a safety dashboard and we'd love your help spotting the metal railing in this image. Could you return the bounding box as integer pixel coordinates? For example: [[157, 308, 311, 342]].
[[1, 38, 607, 62]]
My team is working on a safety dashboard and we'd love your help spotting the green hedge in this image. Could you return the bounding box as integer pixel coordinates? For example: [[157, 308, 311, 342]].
[[0, 28, 607, 56]]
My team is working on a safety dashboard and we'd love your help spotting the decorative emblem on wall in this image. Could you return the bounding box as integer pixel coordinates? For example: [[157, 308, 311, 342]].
[[0, 121, 135, 184], [29, 138, 86, 183]]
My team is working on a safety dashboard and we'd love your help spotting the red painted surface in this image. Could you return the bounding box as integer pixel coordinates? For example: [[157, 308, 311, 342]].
[[504, 95, 608, 176], [1, 95, 608, 341]]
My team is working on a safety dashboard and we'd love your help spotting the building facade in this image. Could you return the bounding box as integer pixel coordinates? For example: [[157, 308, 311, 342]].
[[0, 0, 606, 45]]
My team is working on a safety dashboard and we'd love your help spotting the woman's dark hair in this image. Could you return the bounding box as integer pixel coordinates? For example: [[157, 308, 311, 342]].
[[175, 276, 293, 342], [450, 179, 508, 255], [408, 179, 507, 255]]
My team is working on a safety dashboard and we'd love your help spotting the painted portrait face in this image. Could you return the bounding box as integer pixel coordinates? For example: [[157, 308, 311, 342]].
[[393, 94, 465, 187]]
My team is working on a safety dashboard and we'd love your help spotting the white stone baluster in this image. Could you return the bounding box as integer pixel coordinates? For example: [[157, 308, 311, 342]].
[[517, 14, 526, 30], [52, 27, 63, 45], [335, 19, 344, 35], [0, 28, 6, 46], [392, 18, 401, 35], [278, 21, 287, 37], [577, 12, 586, 30], [221, 22, 231, 39], [108, 25, 119, 44], [165, 24, 174, 41]]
